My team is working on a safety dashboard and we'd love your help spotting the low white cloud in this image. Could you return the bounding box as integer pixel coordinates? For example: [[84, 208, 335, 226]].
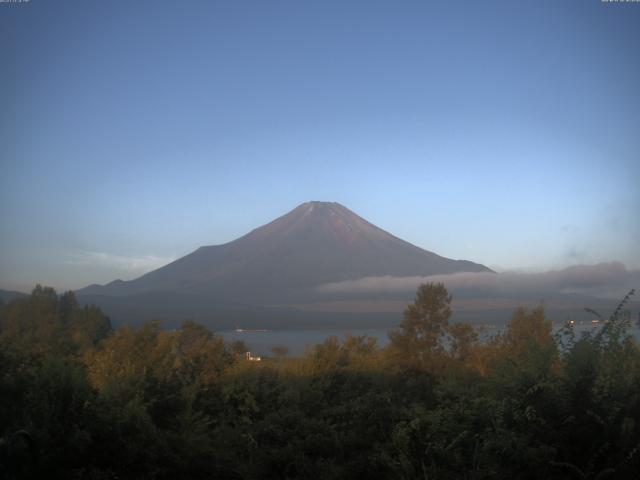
[[66, 251, 175, 272], [317, 262, 639, 300]]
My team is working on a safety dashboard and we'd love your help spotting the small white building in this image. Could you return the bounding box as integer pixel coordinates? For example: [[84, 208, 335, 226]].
[[245, 351, 261, 362]]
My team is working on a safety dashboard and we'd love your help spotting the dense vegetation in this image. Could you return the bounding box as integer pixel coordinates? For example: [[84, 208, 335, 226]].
[[1, 284, 639, 479]]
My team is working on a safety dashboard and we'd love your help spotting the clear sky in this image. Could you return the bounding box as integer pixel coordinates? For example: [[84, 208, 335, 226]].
[[1, 0, 639, 292]]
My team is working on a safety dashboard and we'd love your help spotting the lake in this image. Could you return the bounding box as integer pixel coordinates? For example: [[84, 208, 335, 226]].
[[220, 322, 640, 357], [220, 328, 392, 356]]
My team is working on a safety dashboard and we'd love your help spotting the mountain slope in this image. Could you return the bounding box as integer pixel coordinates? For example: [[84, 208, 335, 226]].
[[0, 289, 28, 303], [78, 202, 491, 303]]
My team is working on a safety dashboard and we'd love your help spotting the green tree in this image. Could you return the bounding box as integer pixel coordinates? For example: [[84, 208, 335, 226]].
[[271, 344, 289, 359], [388, 282, 452, 369], [58, 290, 78, 322], [447, 322, 478, 362], [229, 339, 249, 357]]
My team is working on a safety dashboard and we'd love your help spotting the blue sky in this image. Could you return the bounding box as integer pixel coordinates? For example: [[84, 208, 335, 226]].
[[1, 0, 639, 291]]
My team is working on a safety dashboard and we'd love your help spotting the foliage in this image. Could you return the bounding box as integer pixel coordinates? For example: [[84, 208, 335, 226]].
[[0, 284, 638, 479], [388, 282, 452, 370]]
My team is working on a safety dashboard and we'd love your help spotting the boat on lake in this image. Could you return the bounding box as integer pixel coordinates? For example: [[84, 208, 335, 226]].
[[235, 327, 269, 333]]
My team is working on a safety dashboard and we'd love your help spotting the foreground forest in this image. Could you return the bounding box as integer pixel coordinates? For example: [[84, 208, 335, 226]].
[[0, 284, 639, 480]]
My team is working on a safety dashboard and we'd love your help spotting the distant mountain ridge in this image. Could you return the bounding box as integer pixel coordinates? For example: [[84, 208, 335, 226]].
[[0, 289, 28, 303], [78, 202, 492, 304]]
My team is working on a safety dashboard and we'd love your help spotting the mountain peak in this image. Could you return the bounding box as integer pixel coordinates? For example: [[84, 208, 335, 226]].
[[292, 201, 375, 224], [295, 201, 345, 214], [77, 202, 492, 301], [300, 200, 339, 206]]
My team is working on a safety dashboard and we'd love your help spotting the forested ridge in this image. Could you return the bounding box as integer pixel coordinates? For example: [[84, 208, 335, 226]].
[[1, 284, 639, 479]]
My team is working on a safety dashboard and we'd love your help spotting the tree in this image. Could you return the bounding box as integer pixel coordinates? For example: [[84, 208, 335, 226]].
[[175, 320, 229, 384], [388, 282, 452, 369], [230, 339, 249, 357], [30, 284, 57, 301], [447, 322, 478, 362], [58, 291, 78, 322], [271, 344, 289, 359]]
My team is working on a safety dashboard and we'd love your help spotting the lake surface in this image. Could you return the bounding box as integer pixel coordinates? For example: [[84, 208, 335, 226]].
[[220, 328, 392, 356], [221, 322, 640, 357]]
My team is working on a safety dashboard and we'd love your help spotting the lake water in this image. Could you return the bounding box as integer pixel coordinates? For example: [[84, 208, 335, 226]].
[[220, 323, 640, 357], [220, 328, 391, 356]]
